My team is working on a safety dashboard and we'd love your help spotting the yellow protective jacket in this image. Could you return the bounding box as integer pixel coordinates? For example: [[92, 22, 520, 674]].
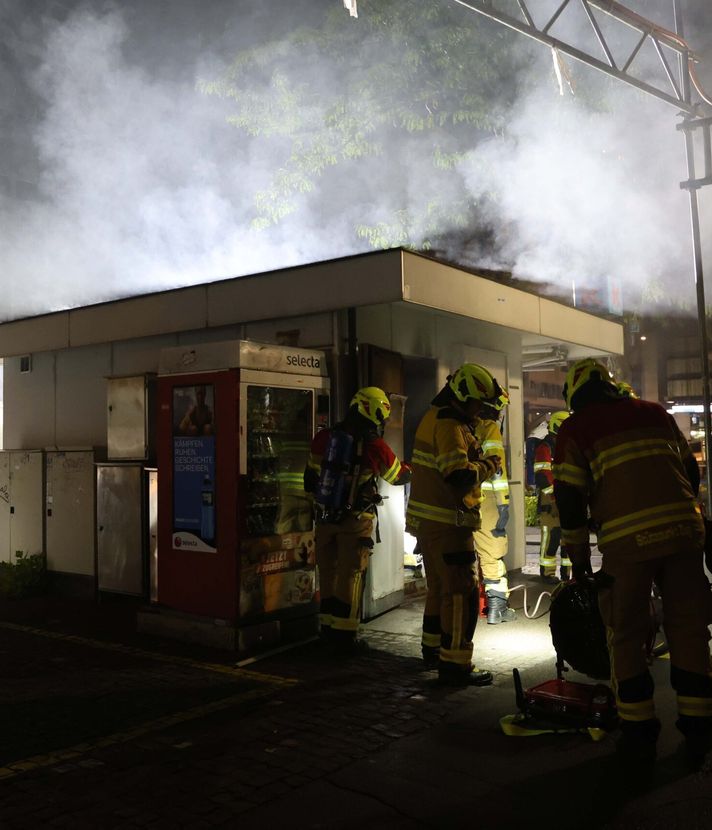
[[406, 405, 498, 532], [475, 417, 509, 508], [553, 396, 703, 560]]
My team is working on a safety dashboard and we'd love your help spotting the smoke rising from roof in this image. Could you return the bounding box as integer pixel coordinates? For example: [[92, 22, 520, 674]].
[[0, 1, 357, 320], [0, 0, 710, 320], [449, 0, 712, 311], [457, 85, 702, 305]]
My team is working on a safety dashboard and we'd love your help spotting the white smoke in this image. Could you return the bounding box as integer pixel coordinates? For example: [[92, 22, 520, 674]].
[[457, 84, 702, 305], [0, 3, 363, 320], [436, 0, 712, 312], [0, 0, 710, 320]]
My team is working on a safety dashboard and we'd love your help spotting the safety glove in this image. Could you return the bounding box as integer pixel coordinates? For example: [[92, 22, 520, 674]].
[[396, 462, 413, 485], [481, 455, 501, 479], [492, 503, 509, 537]]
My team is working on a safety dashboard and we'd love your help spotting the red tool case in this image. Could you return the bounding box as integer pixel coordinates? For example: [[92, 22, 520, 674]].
[[513, 668, 617, 729]]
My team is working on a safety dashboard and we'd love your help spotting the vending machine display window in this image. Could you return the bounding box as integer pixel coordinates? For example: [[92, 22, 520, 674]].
[[240, 384, 316, 619]]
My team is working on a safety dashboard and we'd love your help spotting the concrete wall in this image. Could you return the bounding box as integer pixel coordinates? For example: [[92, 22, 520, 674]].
[[4, 315, 337, 450], [5, 300, 530, 571], [3, 266, 617, 577], [5, 351, 58, 449]]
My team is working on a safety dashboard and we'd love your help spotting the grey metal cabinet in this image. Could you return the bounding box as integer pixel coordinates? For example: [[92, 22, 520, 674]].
[[45, 450, 95, 576], [96, 463, 155, 596], [0, 450, 44, 564], [107, 376, 156, 461]]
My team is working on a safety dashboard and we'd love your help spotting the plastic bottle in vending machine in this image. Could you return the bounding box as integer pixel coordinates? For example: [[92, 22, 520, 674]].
[[201, 475, 215, 544]]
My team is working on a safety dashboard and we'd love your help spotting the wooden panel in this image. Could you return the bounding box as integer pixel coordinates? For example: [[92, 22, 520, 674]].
[[360, 343, 404, 395]]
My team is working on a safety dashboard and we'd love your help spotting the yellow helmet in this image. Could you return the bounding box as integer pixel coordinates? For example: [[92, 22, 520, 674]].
[[350, 386, 391, 427], [448, 363, 503, 405], [548, 410, 570, 435], [616, 381, 638, 399], [562, 359, 617, 409]]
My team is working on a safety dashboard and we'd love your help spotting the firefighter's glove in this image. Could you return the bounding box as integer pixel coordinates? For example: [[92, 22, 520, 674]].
[[481, 455, 501, 480], [397, 462, 413, 485], [492, 503, 509, 537], [565, 543, 592, 582]]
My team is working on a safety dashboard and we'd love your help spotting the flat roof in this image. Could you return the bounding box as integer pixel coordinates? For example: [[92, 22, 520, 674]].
[[0, 249, 623, 357]]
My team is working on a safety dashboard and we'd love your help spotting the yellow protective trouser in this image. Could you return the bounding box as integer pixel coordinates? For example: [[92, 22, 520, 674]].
[[538, 512, 571, 576], [315, 514, 374, 635], [598, 549, 712, 727], [475, 494, 508, 598], [419, 524, 478, 672]]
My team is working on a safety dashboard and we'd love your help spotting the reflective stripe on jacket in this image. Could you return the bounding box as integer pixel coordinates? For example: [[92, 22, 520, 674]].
[[534, 439, 556, 514], [406, 406, 490, 530], [553, 397, 703, 557]]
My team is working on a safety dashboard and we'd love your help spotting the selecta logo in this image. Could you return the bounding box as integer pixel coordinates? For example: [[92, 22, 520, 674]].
[[286, 354, 320, 369]]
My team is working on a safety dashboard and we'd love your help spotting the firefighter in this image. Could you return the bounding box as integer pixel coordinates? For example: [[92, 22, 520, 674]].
[[553, 358, 712, 769], [534, 411, 571, 584], [474, 387, 516, 624], [304, 387, 411, 655], [406, 363, 503, 686], [525, 419, 549, 489]]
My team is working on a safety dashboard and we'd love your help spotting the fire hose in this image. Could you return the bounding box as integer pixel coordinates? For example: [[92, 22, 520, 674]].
[[507, 583, 553, 620]]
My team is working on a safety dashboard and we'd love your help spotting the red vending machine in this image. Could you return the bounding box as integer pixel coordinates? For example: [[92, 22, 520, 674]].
[[156, 340, 330, 653]]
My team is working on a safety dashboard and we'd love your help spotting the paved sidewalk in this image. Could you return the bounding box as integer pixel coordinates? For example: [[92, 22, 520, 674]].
[[0, 582, 709, 829]]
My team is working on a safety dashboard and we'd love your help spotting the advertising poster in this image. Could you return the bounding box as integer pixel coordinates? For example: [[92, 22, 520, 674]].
[[172, 384, 217, 553], [239, 531, 316, 617]]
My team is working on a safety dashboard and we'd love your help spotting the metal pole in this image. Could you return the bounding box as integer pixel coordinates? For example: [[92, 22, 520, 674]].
[[674, 0, 712, 514]]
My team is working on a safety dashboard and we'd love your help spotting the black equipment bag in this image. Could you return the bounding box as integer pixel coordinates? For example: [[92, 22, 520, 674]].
[[549, 578, 610, 680]]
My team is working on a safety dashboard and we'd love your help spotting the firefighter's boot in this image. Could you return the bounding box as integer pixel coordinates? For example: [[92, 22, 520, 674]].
[[559, 566, 570, 581], [486, 594, 516, 625], [422, 645, 439, 669], [331, 628, 370, 657], [539, 566, 560, 586], [438, 662, 493, 687], [678, 716, 712, 770], [615, 719, 660, 790]]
